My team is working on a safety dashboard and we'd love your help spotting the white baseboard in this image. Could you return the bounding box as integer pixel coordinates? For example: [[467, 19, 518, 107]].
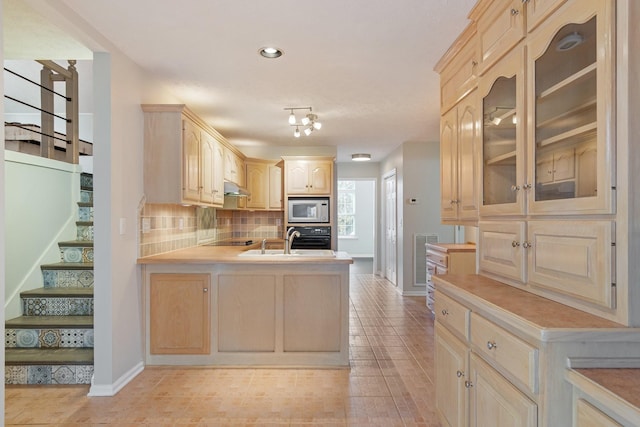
[[87, 361, 144, 397], [400, 290, 427, 297]]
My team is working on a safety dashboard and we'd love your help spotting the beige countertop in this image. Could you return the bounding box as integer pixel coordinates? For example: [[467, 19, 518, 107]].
[[426, 242, 476, 253], [433, 274, 627, 333], [137, 245, 353, 265]]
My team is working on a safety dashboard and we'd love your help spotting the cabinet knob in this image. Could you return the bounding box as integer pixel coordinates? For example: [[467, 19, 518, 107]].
[[471, 60, 478, 67], [511, 8, 519, 15], [487, 341, 498, 350], [522, 242, 533, 249], [441, 309, 449, 316], [203, 288, 208, 292], [456, 370, 465, 378], [512, 241, 520, 247], [511, 185, 520, 191], [465, 380, 474, 388], [450, 199, 459, 205], [522, 183, 532, 190]]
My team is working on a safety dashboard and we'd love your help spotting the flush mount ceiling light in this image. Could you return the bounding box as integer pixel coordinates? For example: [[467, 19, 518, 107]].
[[556, 32, 584, 51], [284, 107, 322, 137], [352, 153, 371, 162], [259, 46, 283, 58]]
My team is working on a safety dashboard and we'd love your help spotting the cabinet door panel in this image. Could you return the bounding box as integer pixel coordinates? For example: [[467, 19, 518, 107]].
[[470, 353, 537, 427], [150, 273, 210, 355], [441, 108, 458, 221], [182, 119, 201, 202], [527, 220, 613, 308], [527, 0, 567, 33], [435, 324, 468, 427], [246, 163, 268, 209], [441, 36, 479, 113], [478, 221, 526, 283], [477, 0, 525, 73], [575, 399, 622, 427], [269, 165, 283, 209], [212, 140, 225, 205], [287, 161, 310, 194], [309, 161, 332, 194], [458, 93, 481, 220], [200, 132, 215, 204]]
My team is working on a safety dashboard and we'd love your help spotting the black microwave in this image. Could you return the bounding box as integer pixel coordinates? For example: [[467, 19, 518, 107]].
[[287, 198, 330, 223]]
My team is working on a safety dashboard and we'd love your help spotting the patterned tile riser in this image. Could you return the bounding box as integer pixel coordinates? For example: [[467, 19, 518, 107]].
[[5, 365, 93, 385], [60, 247, 94, 263], [76, 225, 94, 241], [80, 189, 93, 203], [80, 174, 93, 189], [78, 206, 94, 222], [42, 269, 94, 288], [22, 297, 94, 316], [6, 328, 94, 348]]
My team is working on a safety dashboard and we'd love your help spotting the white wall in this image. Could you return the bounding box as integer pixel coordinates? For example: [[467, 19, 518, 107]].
[[380, 141, 455, 296], [4, 152, 80, 319]]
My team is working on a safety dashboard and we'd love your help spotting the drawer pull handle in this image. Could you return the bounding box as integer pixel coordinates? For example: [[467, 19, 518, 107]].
[[456, 370, 464, 378], [441, 309, 449, 316], [465, 380, 473, 388], [487, 341, 498, 350], [512, 241, 520, 247]]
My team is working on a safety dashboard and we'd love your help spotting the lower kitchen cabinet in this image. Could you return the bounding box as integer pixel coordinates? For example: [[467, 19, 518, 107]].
[[433, 275, 640, 427], [149, 273, 211, 355], [469, 353, 537, 427], [426, 243, 476, 313], [575, 399, 622, 427]]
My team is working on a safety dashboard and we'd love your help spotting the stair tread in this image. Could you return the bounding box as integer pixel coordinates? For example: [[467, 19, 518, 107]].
[[21, 287, 93, 297], [6, 315, 94, 328], [5, 348, 93, 365], [75, 221, 93, 226], [77, 201, 93, 207], [40, 262, 94, 269], [58, 240, 94, 247]]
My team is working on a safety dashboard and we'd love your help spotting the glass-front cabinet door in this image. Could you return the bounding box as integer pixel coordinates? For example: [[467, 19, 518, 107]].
[[527, 0, 614, 214], [480, 48, 526, 216]]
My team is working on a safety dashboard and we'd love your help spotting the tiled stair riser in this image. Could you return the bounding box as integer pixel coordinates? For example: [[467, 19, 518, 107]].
[[6, 328, 94, 348], [76, 224, 94, 241], [22, 297, 94, 316], [80, 173, 93, 189], [78, 206, 94, 222], [42, 269, 94, 288], [6, 365, 94, 385], [60, 246, 94, 263], [80, 189, 93, 204]]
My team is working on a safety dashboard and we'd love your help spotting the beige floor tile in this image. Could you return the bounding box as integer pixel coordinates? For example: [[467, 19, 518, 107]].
[[5, 274, 442, 426]]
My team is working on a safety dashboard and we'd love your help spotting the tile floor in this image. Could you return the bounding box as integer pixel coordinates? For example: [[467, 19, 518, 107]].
[[5, 274, 440, 426]]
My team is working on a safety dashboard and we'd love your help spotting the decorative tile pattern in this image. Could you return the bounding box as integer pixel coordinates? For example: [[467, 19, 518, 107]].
[[5, 366, 27, 384], [69, 298, 94, 315], [77, 225, 94, 241], [16, 330, 39, 348], [52, 365, 76, 384], [75, 365, 94, 384], [27, 366, 52, 384], [39, 329, 62, 348], [78, 206, 94, 221], [60, 329, 94, 348], [61, 247, 83, 263], [5, 329, 17, 347], [80, 173, 93, 189], [80, 189, 93, 203], [43, 269, 94, 288], [23, 298, 46, 315]]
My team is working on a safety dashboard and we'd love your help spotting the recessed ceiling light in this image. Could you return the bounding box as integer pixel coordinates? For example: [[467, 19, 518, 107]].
[[352, 153, 371, 162], [259, 46, 283, 58]]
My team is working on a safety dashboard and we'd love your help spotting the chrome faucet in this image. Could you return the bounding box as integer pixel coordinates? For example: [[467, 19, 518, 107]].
[[261, 238, 268, 254], [284, 227, 300, 254]]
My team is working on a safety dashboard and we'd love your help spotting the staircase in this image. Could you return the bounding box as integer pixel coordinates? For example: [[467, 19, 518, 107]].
[[5, 173, 94, 384]]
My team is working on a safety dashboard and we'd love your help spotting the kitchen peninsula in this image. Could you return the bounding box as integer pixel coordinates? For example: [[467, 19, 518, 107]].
[[137, 245, 352, 367]]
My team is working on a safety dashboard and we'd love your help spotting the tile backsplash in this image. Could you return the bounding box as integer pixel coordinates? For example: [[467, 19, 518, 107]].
[[139, 204, 284, 257]]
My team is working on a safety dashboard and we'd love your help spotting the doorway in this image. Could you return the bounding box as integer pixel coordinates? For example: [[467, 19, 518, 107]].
[[337, 179, 376, 274], [383, 170, 397, 286]]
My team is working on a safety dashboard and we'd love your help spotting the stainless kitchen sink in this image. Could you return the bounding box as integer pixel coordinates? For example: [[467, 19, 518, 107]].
[[238, 249, 335, 257]]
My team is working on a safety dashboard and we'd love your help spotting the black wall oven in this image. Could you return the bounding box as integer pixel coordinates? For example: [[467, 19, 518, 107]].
[[290, 226, 331, 250]]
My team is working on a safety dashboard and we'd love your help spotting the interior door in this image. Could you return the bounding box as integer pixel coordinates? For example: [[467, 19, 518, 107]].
[[384, 171, 397, 286]]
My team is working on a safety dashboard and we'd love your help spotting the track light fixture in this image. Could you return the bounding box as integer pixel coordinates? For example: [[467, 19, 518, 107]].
[[284, 107, 322, 137]]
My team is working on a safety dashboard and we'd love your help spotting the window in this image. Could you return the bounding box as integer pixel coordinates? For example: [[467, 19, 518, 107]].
[[338, 180, 356, 237]]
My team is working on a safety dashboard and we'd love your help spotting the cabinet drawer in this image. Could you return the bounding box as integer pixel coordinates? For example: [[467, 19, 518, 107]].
[[427, 250, 449, 267], [470, 312, 538, 393], [435, 291, 469, 340]]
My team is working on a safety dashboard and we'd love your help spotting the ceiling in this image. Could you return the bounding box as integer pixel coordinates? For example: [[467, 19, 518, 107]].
[[3, 0, 477, 162]]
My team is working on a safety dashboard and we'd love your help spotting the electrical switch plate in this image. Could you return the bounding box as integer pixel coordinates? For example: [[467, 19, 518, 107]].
[[119, 218, 126, 235]]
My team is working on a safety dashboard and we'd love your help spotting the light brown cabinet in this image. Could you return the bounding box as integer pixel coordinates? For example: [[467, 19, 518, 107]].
[[426, 243, 476, 313], [149, 273, 210, 355], [244, 160, 283, 210], [440, 91, 481, 223], [224, 146, 246, 187], [142, 104, 228, 208], [435, 323, 469, 427], [285, 159, 333, 195]]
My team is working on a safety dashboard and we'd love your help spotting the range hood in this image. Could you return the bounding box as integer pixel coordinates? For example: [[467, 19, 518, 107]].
[[224, 181, 250, 196]]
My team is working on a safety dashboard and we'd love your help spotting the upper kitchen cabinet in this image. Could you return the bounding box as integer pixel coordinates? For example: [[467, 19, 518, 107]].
[[472, 0, 526, 75], [284, 157, 333, 195], [440, 90, 481, 224], [527, 0, 615, 215], [142, 104, 227, 208], [436, 24, 479, 114], [526, 0, 567, 32], [224, 146, 246, 187], [244, 159, 283, 211], [479, 48, 526, 216]]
